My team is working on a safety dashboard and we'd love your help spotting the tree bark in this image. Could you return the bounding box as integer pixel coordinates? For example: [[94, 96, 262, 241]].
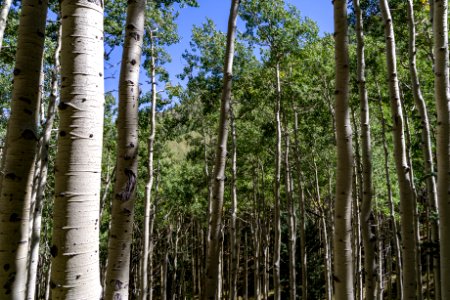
[[104, 0, 145, 298], [293, 109, 307, 300], [202, 1, 239, 298], [229, 102, 238, 300], [333, 0, 354, 299], [50, 0, 104, 297], [406, 2, 440, 298], [0, 0, 12, 52], [433, 0, 450, 298], [26, 23, 61, 300], [352, 1, 376, 298], [0, 0, 48, 297], [376, 83, 403, 300], [379, 1, 418, 298], [273, 61, 282, 300], [141, 27, 157, 300]]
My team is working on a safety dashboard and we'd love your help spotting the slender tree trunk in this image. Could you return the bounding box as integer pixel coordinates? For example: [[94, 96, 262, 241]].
[[230, 102, 238, 300], [433, 0, 450, 298], [252, 171, 261, 300], [0, 0, 48, 297], [293, 109, 307, 300], [352, 0, 376, 298], [312, 154, 332, 300], [26, 24, 61, 300], [333, 1, 354, 298], [377, 81, 403, 300], [203, 1, 239, 298], [406, 2, 441, 298], [284, 128, 296, 300], [379, 1, 418, 298], [104, 0, 144, 298], [244, 230, 248, 300], [350, 155, 362, 300], [142, 28, 158, 300], [50, 0, 104, 297], [0, 0, 12, 52], [376, 212, 384, 300], [273, 61, 282, 300], [400, 86, 424, 299]]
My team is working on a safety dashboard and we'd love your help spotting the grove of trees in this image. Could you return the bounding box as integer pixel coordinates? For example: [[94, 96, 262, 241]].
[[0, 0, 449, 299]]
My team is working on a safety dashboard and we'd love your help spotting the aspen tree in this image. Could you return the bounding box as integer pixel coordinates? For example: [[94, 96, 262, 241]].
[[0, 0, 11, 51], [293, 110, 307, 300], [379, 0, 418, 297], [284, 127, 296, 300], [333, 0, 354, 299], [142, 26, 156, 300], [202, 0, 239, 298], [50, 0, 104, 297], [352, 0, 376, 298], [104, 0, 145, 298], [0, 0, 48, 297], [406, 1, 440, 297], [26, 23, 61, 300], [433, 0, 450, 298], [229, 102, 239, 300], [376, 82, 403, 300]]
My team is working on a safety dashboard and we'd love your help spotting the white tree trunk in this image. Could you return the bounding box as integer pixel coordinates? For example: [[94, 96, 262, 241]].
[[0, 0, 48, 297], [104, 0, 145, 298], [379, 1, 418, 298], [333, 0, 354, 299], [141, 26, 157, 300], [50, 0, 104, 298], [26, 23, 61, 300], [0, 0, 12, 52], [352, 1, 376, 299], [202, 0, 239, 298], [433, 0, 450, 298]]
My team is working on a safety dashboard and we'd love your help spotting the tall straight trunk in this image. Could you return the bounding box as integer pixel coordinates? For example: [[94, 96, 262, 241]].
[[229, 103, 238, 300], [351, 164, 362, 300], [273, 61, 282, 300], [0, 0, 12, 52], [142, 28, 157, 300], [252, 171, 261, 300], [407, 2, 441, 298], [400, 87, 424, 299], [50, 0, 104, 297], [379, 1, 418, 298], [0, 0, 48, 297], [284, 129, 296, 300], [26, 23, 61, 300], [352, 0, 376, 298], [377, 84, 403, 300], [376, 212, 384, 300], [244, 230, 248, 300], [293, 110, 307, 300], [104, 0, 145, 298], [202, 1, 239, 298], [313, 153, 332, 300], [333, 0, 354, 299], [433, 0, 450, 298]]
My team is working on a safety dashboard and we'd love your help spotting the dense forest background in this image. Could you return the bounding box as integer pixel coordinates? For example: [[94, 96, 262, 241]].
[[0, 0, 449, 299]]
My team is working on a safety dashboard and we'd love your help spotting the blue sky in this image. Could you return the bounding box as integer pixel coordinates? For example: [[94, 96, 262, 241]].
[[104, 0, 333, 98]]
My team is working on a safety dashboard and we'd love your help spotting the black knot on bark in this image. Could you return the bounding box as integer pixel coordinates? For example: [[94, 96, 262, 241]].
[[50, 245, 58, 257], [117, 169, 137, 201], [58, 102, 68, 110], [9, 213, 20, 222], [21, 129, 38, 141]]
